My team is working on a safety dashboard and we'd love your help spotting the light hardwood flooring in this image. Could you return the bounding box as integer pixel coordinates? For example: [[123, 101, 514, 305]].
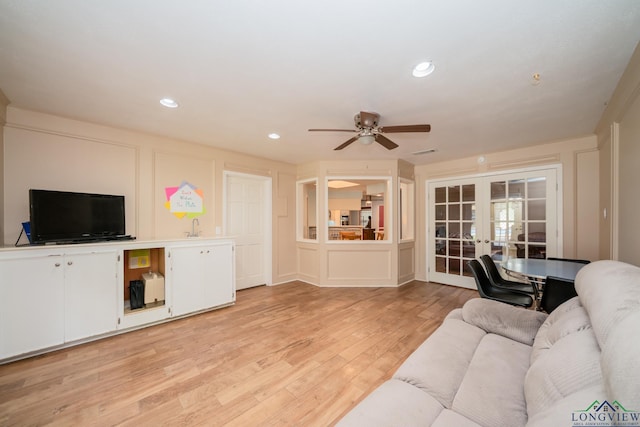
[[0, 280, 476, 426]]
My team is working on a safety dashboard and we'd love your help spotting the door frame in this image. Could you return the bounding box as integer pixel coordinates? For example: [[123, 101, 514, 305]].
[[425, 164, 563, 286], [223, 170, 273, 286]]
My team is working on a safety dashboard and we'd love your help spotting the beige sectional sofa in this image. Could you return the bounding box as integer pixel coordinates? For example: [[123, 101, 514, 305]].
[[337, 260, 640, 426]]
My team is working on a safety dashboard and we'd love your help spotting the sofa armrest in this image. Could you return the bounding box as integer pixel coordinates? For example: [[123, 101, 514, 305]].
[[462, 298, 548, 345]]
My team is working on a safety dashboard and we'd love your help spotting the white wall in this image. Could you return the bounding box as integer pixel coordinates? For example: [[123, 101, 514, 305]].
[[2, 106, 298, 285], [0, 90, 7, 243], [617, 96, 640, 265], [414, 135, 600, 281], [596, 42, 640, 266]]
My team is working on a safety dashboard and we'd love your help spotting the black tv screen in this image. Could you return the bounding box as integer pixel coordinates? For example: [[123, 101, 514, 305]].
[[29, 189, 126, 244]]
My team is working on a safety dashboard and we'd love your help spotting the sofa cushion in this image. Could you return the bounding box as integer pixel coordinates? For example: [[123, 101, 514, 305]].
[[462, 298, 547, 345], [452, 333, 532, 427], [393, 317, 486, 407], [530, 297, 589, 365], [336, 378, 444, 427], [431, 409, 482, 427], [601, 310, 640, 409], [574, 260, 640, 406], [525, 326, 603, 418], [525, 384, 607, 427], [575, 260, 640, 349]]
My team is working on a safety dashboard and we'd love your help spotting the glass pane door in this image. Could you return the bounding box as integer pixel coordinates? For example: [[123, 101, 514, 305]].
[[429, 179, 478, 289], [428, 167, 558, 289], [486, 170, 555, 262]]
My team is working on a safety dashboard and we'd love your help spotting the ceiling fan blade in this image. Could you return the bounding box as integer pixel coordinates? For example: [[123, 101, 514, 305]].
[[378, 124, 431, 133], [334, 136, 358, 150], [309, 128, 357, 132], [375, 134, 399, 150], [359, 111, 379, 128]]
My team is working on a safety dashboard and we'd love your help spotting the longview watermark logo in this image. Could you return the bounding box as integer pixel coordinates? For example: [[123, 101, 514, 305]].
[[572, 400, 639, 426]]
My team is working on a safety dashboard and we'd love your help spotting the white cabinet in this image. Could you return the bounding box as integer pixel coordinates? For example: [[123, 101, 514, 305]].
[[170, 241, 235, 317], [64, 251, 119, 342], [0, 254, 65, 359], [0, 238, 234, 362], [0, 250, 119, 359], [204, 243, 234, 308]]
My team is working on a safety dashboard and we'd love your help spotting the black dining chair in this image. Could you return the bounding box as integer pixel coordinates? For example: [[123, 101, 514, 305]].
[[480, 254, 537, 298], [540, 276, 578, 313], [467, 259, 534, 308], [546, 257, 591, 264]]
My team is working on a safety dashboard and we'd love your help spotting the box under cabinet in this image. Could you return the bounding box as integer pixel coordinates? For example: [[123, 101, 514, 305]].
[[123, 247, 166, 311]]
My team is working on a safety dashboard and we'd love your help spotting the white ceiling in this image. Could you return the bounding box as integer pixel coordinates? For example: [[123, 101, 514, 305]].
[[1, 1, 639, 166]]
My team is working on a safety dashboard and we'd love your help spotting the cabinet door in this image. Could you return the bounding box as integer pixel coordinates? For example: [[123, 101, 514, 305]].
[[170, 246, 205, 316], [64, 251, 119, 342], [203, 243, 235, 308], [0, 255, 65, 359]]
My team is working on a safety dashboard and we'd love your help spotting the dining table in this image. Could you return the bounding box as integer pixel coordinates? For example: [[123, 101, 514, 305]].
[[501, 258, 587, 310], [502, 257, 586, 293]]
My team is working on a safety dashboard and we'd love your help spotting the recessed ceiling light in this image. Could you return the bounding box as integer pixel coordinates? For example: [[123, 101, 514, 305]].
[[160, 98, 179, 108], [412, 61, 435, 78], [268, 133, 281, 140]]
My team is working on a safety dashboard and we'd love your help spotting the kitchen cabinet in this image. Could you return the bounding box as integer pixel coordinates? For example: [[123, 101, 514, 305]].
[[0, 254, 65, 359], [64, 251, 119, 342], [0, 238, 235, 363], [0, 250, 119, 359], [169, 241, 235, 317]]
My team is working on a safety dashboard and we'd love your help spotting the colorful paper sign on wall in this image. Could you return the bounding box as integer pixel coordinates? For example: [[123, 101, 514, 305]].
[[164, 181, 205, 218]]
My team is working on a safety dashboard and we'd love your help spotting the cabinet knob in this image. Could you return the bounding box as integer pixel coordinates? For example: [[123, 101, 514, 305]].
[[484, 240, 490, 244], [67, 261, 73, 266], [55, 262, 61, 267]]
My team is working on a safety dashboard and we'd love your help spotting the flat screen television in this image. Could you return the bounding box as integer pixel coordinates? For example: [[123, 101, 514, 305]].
[[29, 189, 129, 244]]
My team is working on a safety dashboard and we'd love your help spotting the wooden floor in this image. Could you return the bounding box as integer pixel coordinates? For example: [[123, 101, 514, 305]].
[[0, 281, 476, 426]]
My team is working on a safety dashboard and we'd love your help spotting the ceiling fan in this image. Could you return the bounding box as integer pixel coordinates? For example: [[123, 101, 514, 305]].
[[309, 111, 431, 151]]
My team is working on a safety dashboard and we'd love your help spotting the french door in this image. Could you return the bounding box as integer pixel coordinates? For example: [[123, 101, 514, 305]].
[[428, 168, 559, 288]]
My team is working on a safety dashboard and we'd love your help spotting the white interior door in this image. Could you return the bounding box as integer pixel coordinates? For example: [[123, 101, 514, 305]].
[[428, 167, 559, 288], [224, 172, 271, 290]]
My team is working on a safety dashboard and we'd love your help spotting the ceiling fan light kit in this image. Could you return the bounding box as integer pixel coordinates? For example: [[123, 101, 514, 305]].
[[359, 135, 375, 145], [309, 111, 431, 151]]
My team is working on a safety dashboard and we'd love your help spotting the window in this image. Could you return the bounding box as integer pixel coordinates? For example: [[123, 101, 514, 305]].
[[296, 179, 318, 241], [327, 177, 391, 241]]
